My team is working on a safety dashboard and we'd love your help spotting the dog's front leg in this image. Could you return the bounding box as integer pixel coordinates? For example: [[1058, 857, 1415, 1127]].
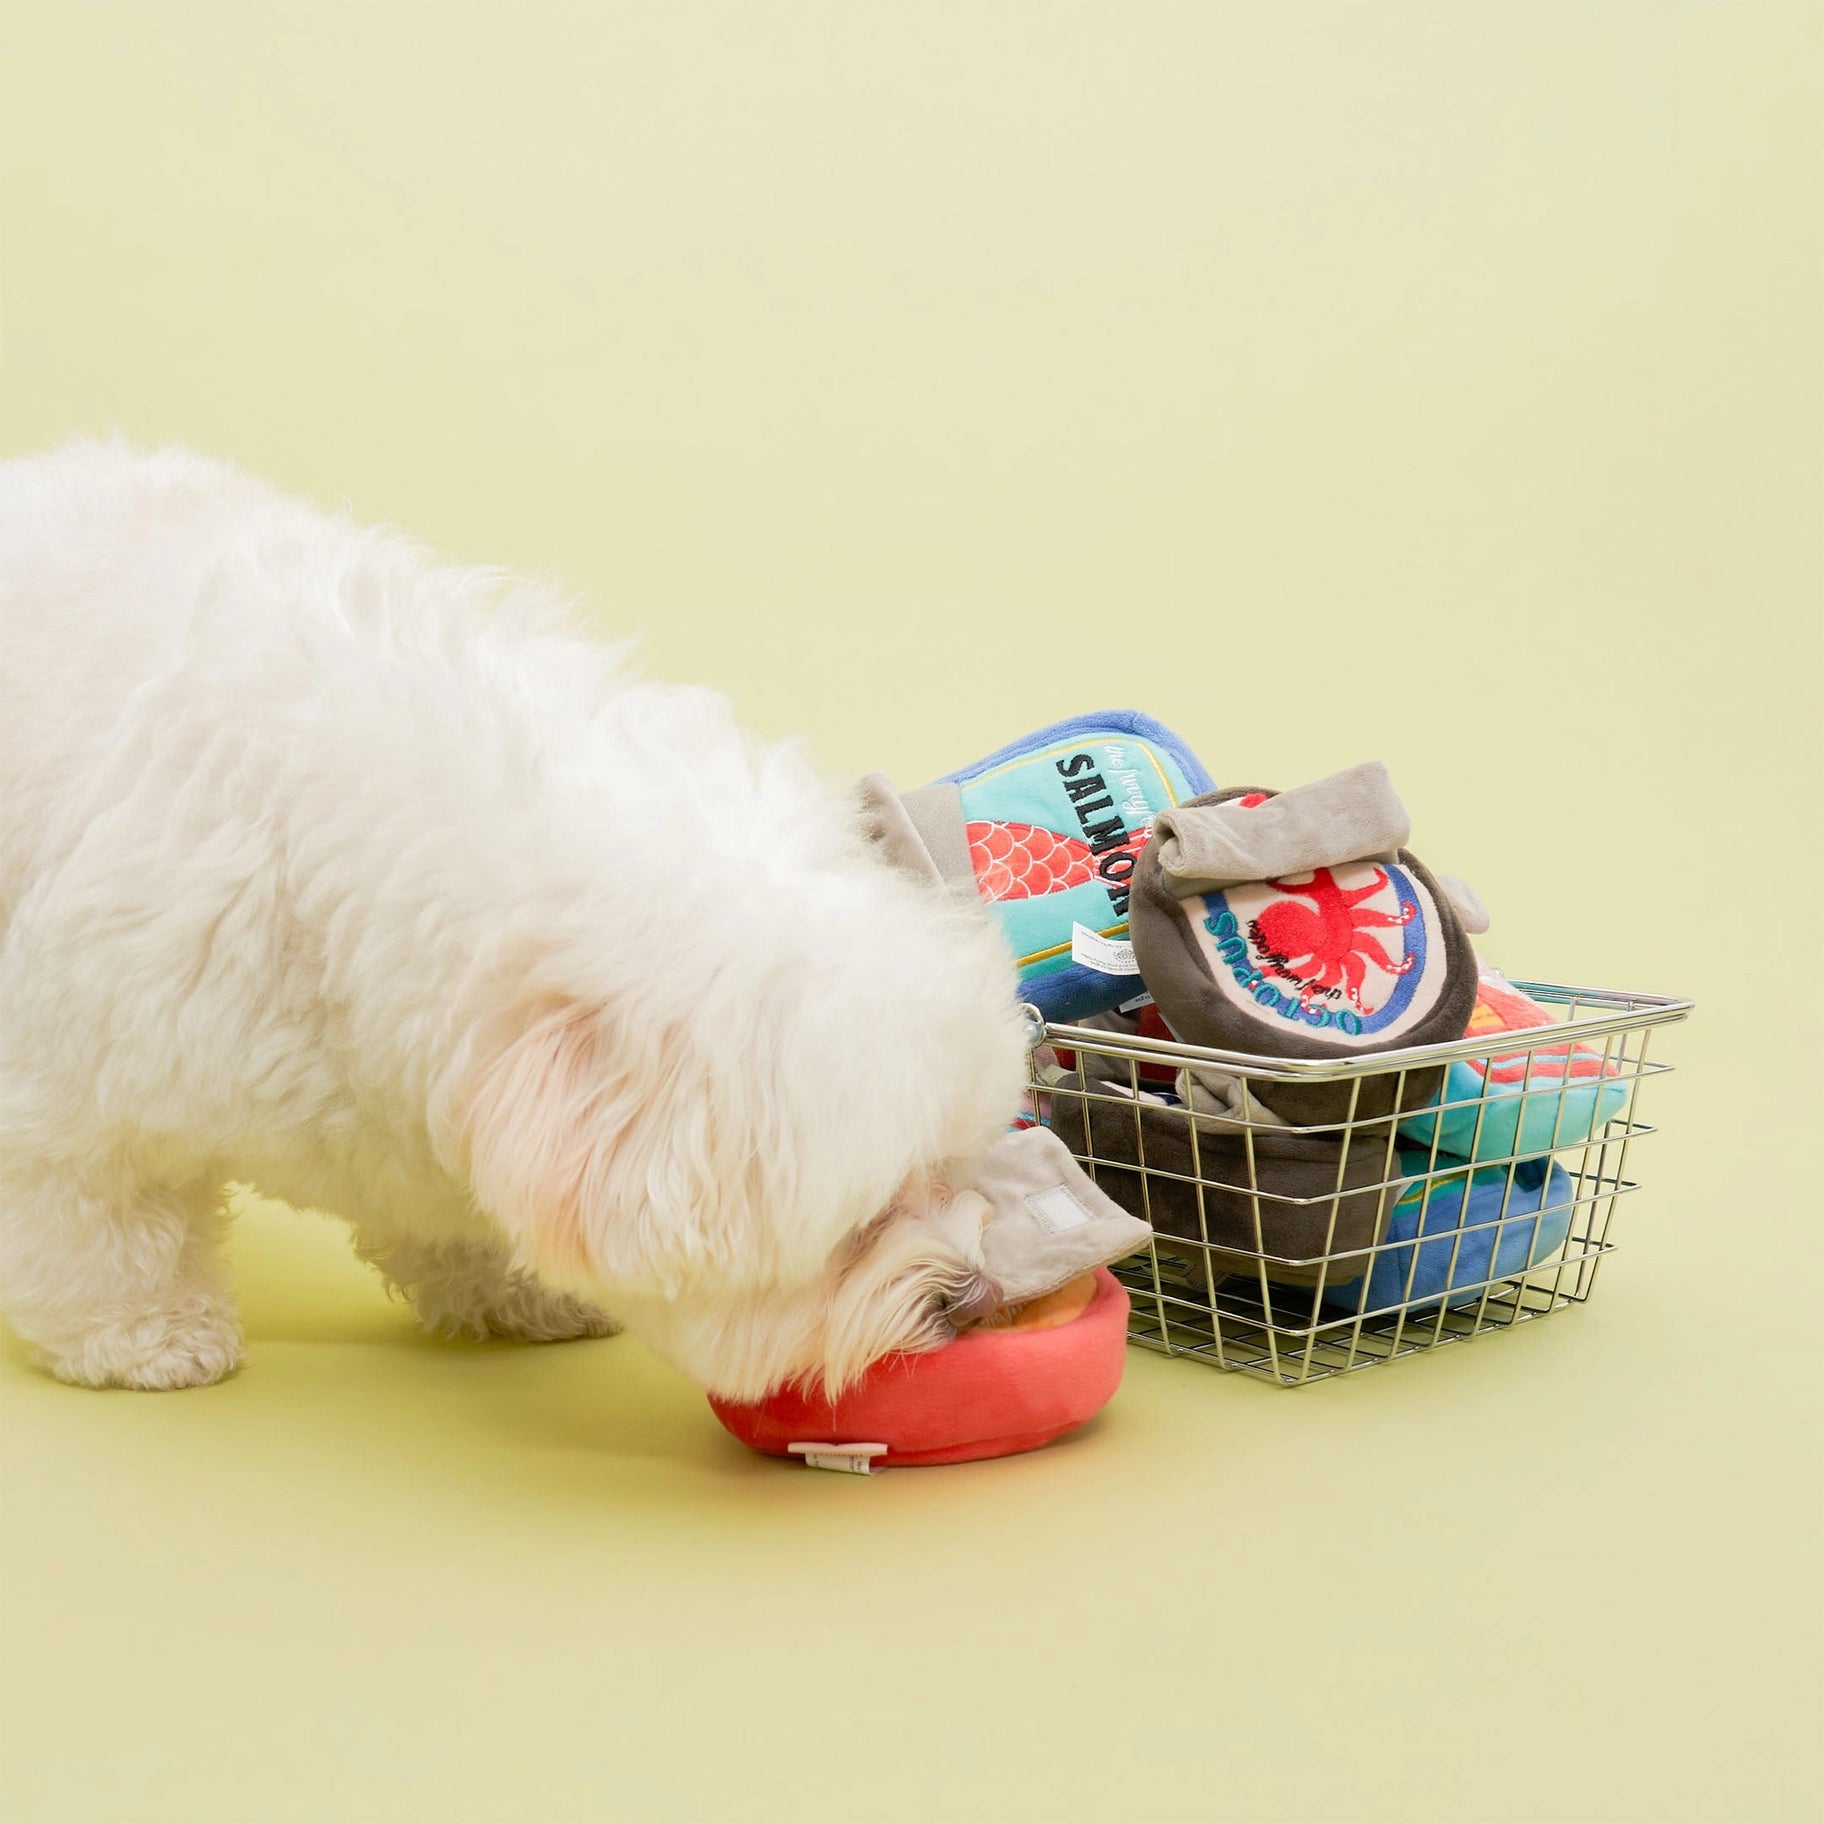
[[0, 1156, 242, 1389], [350, 1231, 619, 1345]]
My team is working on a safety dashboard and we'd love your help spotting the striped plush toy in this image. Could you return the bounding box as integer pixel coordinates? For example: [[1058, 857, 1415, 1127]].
[[1396, 964, 1630, 1162]]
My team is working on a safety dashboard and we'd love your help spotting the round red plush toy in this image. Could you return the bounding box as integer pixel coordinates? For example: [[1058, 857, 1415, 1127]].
[[708, 1268, 1131, 1468]]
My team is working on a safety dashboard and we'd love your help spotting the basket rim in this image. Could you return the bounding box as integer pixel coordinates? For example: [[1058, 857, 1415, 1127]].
[[1028, 979, 1693, 1083]]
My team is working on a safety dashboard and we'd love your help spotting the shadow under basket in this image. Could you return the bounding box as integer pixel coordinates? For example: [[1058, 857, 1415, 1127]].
[[1028, 981, 1692, 1387]]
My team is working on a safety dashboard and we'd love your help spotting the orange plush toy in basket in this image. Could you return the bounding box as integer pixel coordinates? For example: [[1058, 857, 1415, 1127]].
[[709, 1128, 1148, 1470]]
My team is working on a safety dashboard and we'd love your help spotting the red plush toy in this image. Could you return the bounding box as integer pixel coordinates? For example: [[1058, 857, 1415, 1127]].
[[710, 1267, 1131, 1469], [708, 1128, 1148, 1470]]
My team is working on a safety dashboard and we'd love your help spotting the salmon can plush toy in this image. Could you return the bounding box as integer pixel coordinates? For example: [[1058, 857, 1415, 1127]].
[[709, 1128, 1149, 1470], [858, 710, 1212, 1025]]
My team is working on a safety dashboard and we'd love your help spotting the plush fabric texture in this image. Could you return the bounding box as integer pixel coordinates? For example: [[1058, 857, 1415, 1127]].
[[1050, 1001, 1181, 1086], [969, 1125, 1151, 1305], [1320, 1155, 1578, 1315], [856, 771, 946, 885], [897, 780, 976, 884], [708, 1267, 1131, 1467], [1149, 762, 1409, 894], [861, 712, 1213, 1023], [1045, 1073, 1401, 1285], [1397, 965, 1631, 1163], [1433, 874, 1491, 935], [1128, 778, 1476, 1125], [1181, 1068, 1293, 1133]]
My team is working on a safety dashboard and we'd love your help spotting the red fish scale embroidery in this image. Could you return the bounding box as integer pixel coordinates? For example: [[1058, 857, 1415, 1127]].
[[967, 822, 1147, 901]]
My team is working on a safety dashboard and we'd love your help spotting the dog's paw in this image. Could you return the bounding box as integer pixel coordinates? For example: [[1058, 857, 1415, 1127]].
[[416, 1277, 619, 1345], [479, 1284, 621, 1344], [47, 1300, 243, 1390]]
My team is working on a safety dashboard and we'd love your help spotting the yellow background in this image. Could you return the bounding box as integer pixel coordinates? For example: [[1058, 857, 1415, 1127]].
[[2, 5, 1818, 1821]]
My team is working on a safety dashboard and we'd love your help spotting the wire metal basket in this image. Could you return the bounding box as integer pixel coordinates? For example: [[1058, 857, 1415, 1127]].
[[1026, 982, 1692, 1386]]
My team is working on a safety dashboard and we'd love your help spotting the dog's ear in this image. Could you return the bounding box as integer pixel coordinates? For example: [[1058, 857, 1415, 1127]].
[[438, 993, 780, 1297], [444, 997, 604, 1280]]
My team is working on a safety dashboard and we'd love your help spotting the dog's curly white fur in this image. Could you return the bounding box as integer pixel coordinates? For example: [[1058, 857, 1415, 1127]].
[[0, 441, 1028, 1399]]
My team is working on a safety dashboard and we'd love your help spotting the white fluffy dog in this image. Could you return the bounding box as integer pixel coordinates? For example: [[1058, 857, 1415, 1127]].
[[0, 441, 1029, 1399]]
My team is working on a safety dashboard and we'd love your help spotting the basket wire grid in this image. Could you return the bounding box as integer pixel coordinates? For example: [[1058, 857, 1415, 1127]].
[[1027, 983, 1692, 1386]]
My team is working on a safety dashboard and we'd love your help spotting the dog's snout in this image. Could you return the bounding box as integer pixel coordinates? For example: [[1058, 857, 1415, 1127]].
[[942, 1274, 1004, 1332]]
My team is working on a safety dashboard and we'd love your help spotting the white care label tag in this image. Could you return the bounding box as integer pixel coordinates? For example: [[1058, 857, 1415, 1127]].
[[789, 1443, 887, 1475], [1025, 1183, 1095, 1235], [1070, 923, 1141, 976]]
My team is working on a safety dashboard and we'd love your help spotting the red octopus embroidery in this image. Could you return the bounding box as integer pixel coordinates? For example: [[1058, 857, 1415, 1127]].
[[967, 822, 1147, 901], [1251, 866, 1417, 1012]]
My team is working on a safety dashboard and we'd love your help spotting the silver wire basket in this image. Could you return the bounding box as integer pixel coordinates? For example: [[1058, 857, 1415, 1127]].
[[1027, 982, 1692, 1386]]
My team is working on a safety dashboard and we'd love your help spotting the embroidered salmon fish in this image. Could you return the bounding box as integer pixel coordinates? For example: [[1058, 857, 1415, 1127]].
[[967, 821, 1148, 902]]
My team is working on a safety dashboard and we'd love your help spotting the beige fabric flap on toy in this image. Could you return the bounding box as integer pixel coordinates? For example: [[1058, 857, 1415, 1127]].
[[856, 771, 945, 884], [1151, 761, 1410, 896], [968, 1126, 1151, 1306]]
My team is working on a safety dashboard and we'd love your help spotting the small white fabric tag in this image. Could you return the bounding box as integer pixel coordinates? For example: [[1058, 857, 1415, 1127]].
[[1070, 923, 1141, 975], [1118, 991, 1155, 1012], [788, 1443, 888, 1475], [1024, 1183, 1096, 1235]]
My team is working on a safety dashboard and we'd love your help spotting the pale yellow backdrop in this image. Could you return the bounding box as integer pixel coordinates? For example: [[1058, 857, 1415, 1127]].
[[1, 5, 1818, 1822]]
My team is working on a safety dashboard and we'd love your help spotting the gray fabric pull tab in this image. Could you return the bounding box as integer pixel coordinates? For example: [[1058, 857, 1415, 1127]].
[[1435, 873, 1490, 934], [970, 1127, 1151, 1304], [857, 772, 945, 885], [1151, 761, 1411, 897]]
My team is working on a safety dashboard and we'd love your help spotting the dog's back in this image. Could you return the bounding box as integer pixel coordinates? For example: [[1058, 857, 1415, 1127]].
[[0, 442, 264, 926]]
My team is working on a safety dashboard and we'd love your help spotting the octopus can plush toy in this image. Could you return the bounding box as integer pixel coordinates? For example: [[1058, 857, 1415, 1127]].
[[1127, 762, 1481, 1126]]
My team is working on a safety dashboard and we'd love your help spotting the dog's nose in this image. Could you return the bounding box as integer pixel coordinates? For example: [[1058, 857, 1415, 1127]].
[[942, 1274, 1005, 1332]]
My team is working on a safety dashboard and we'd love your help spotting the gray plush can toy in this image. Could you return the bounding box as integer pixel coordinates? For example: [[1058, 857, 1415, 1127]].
[[1127, 762, 1480, 1126]]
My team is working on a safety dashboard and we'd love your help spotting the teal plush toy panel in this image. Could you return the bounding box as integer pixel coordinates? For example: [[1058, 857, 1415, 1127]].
[[941, 712, 1211, 1012], [1398, 1066, 1630, 1163], [958, 735, 1170, 970]]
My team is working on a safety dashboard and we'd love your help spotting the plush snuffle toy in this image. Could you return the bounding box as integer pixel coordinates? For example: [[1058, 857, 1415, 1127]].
[[1045, 1064, 1402, 1285], [860, 710, 1213, 1024], [709, 1128, 1151, 1469], [1396, 964, 1630, 1163], [1127, 762, 1482, 1126], [1045, 1071, 1577, 1306], [1320, 1155, 1578, 1316], [1051, 998, 1181, 1087]]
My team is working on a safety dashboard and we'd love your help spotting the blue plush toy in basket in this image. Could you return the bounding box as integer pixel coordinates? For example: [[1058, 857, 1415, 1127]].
[[1320, 1154, 1578, 1317]]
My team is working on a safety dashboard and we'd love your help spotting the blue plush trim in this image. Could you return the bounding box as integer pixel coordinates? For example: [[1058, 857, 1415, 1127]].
[[1022, 961, 1140, 1024], [936, 709, 1214, 795]]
